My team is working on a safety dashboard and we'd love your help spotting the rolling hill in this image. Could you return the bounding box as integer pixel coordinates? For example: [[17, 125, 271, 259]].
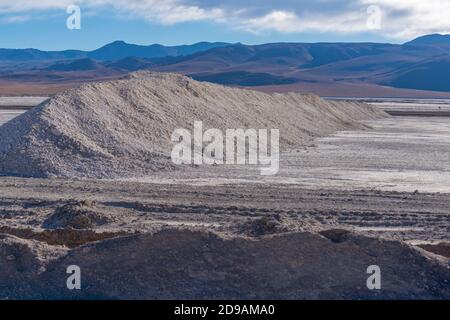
[[1, 34, 450, 96], [0, 41, 230, 62], [379, 56, 450, 92]]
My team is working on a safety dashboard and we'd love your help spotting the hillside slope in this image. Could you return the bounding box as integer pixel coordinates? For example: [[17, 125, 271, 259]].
[[379, 56, 450, 92]]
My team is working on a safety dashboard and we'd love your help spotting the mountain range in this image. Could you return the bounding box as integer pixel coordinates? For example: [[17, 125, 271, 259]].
[[0, 41, 230, 62], [1, 34, 450, 97]]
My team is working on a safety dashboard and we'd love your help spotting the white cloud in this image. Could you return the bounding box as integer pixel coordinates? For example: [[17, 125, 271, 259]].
[[0, 0, 449, 40], [239, 10, 371, 34], [103, 0, 226, 25], [360, 0, 450, 39]]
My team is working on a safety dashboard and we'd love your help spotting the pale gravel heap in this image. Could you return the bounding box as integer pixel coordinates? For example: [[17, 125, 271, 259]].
[[0, 72, 387, 178]]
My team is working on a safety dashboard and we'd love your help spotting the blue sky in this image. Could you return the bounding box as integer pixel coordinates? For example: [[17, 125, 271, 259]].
[[0, 0, 449, 50]]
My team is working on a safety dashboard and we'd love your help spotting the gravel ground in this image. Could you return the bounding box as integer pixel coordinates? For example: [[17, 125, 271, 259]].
[[0, 176, 449, 299], [2, 113, 449, 241], [0, 113, 448, 254], [0, 176, 449, 244], [0, 92, 448, 299]]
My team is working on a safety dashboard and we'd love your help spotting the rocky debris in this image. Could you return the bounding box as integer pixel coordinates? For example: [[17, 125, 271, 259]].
[[43, 200, 112, 230], [238, 215, 288, 236]]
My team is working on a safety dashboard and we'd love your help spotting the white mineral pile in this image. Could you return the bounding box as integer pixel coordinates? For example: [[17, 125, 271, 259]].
[[0, 72, 387, 178]]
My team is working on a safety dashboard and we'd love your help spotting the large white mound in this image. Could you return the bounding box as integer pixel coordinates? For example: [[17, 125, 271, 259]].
[[0, 72, 387, 178]]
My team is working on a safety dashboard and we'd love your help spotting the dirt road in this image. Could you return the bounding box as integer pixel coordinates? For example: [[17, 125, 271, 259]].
[[0, 176, 448, 245]]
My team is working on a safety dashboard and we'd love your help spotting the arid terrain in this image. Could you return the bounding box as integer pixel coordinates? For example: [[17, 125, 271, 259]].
[[2, 34, 450, 98], [0, 177, 449, 299], [0, 76, 448, 300]]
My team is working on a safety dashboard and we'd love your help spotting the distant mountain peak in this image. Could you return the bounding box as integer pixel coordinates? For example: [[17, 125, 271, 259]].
[[100, 40, 132, 48], [406, 34, 450, 46]]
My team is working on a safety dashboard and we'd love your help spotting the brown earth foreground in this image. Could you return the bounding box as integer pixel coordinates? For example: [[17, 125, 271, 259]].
[[0, 177, 448, 299]]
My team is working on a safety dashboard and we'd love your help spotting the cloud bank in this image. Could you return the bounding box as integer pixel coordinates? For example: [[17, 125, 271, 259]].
[[0, 0, 449, 40]]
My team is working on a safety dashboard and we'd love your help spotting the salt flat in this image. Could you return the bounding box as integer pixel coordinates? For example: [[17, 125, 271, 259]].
[[367, 98, 450, 112], [134, 116, 450, 193], [0, 109, 24, 126], [0, 96, 48, 107], [281, 116, 450, 193], [0, 96, 48, 125]]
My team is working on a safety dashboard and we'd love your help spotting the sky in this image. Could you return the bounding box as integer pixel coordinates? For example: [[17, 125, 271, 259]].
[[0, 0, 449, 50]]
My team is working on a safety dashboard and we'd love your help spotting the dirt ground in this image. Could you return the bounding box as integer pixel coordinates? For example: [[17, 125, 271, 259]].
[[0, 101, 448, 299], [0, 176, 449, 244], [0, 177, 450, 243], [0, 176, 449, 299], [1, 115, 449, 244]]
